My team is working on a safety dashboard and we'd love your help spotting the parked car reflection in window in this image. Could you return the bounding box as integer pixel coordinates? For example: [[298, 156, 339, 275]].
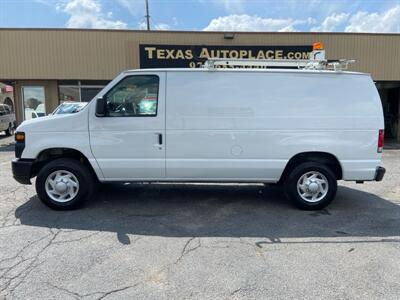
[[52, 102, 88, 115]]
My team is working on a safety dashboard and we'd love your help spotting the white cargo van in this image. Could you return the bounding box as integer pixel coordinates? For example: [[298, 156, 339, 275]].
[[12, 59, 385, 210]]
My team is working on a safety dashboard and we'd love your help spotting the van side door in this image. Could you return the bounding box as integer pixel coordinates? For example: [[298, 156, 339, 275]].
[[89, 73, 166, 180], [165, 71, 285, 182]]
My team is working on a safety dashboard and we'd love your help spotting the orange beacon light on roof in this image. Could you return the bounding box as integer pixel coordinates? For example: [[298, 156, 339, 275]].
[[313, 42, 324, 50]]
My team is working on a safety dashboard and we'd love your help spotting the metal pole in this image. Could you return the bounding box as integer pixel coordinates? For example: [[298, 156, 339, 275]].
[[145, 0, 150, 30]]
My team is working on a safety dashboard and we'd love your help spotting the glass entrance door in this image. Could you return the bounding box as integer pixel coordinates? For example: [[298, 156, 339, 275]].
[[22, 86, 45, 120]]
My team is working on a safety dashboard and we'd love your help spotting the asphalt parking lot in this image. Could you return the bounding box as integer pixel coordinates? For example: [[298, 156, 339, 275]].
[[1, 134, 400, 299]]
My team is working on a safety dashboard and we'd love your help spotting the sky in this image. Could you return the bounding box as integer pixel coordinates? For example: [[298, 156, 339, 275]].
[[0, 0, 400, 33]]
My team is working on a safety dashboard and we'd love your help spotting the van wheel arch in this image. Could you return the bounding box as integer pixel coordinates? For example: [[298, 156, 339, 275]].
[[34, 148, 99, 182], [279, 152, 343, 184]]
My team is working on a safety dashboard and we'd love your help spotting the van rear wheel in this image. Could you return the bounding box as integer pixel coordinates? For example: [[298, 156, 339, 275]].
[[36, 158, 93, 210], [284, 162, 337, 210]]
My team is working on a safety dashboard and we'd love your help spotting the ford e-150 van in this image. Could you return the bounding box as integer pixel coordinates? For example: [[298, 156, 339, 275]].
[[11, 61, 385, 210]]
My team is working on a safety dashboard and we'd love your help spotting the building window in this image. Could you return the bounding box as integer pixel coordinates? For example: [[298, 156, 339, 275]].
[[59, 86, 80, 102], [81, 87, 103, 102], [21, 86, 46, 120], [58, 80, 109, 103]]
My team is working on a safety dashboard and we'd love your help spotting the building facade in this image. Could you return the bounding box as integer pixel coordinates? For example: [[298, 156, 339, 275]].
[[0, 29, 399, 141]]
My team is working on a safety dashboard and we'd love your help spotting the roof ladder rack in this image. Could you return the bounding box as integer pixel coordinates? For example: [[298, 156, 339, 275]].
[[202, 48, 355, 71]]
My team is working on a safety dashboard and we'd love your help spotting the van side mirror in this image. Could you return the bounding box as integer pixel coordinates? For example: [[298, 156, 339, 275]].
[[95, 97, 106, 117]]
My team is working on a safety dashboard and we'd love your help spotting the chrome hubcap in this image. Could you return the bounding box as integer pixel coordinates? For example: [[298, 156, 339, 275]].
[[45, 170, 79, 203], [297, 171, 329, 203]]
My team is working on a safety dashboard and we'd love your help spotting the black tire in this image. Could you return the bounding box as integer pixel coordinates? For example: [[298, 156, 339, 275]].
[[5, 123, 14, 136], [35, 158, 94, 210], [284, 162, 337, 210]]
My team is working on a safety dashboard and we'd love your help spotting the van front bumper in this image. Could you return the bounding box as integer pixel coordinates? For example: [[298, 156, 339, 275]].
[[12, 159, 34, 184], [374, 166, 386, 181]]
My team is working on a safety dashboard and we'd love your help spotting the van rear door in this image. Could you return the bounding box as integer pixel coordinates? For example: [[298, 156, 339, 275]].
[[89, 73, 166, 180]]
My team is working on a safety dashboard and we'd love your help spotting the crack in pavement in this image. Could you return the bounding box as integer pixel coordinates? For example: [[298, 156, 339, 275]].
[[0, 227, 110, 297], [0, 229, 61, 297], [175, 237, 202, 264], [52, 231, 102, 245], [228, 287, 242, 298], [96, 283, 142, 300], [0, 185, 32, 228], [0, 233, 52, 271], [45, 281, 143, 300], [46, 282, 104, 299]]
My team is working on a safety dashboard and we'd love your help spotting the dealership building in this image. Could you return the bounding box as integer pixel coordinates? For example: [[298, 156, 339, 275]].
[[0, 28, 399, 141]]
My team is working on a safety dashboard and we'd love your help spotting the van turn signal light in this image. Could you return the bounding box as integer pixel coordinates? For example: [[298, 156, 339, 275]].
[[15, 132, 25, 142]]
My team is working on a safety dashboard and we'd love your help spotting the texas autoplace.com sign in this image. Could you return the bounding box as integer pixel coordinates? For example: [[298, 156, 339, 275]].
[[139, 44, 313, 68]]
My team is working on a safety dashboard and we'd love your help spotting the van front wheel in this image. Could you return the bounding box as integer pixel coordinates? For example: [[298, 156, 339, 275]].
[[284, 162, 337, 210], [36, 158, 94, 210]]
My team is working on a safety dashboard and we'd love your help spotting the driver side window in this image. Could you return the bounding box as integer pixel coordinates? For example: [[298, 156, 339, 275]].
[[105, 75, 159, 117]]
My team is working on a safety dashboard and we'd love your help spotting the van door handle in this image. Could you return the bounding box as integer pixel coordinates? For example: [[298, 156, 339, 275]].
[[154, 133, 163, 150], [158, 133, 163, 145]]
